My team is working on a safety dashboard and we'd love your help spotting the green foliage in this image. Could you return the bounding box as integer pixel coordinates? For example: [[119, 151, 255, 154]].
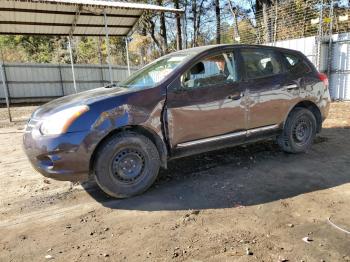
[[0, 35, 57, 63], [76, 37, 99, 64], [0, 35, 130, 65]]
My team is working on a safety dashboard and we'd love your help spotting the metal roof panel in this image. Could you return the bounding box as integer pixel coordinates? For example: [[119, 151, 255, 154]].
[[0, 0, 183, 36]]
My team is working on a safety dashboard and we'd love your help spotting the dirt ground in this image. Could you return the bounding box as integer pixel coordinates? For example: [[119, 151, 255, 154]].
[[0, 102, 349, 262]]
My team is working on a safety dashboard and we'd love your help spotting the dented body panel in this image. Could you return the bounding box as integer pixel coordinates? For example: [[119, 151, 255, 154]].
[[166, 81, 246, 147], [23, 85, 168, 180]]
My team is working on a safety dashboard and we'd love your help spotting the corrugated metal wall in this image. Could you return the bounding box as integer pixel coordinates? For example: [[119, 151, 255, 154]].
[[269, 36, 319, 66], [0, 63, 138, 102], [329, 33, 350, 100]]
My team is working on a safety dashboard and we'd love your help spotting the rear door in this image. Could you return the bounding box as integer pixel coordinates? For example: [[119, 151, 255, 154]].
[[239, 48, 300, 130], [280, 51, 316, 96], [166, 50, 246, 147]]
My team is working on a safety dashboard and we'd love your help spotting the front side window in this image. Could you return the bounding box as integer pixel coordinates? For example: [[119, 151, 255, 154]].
[[241, 49, 282, 79], [182, 53, 238, 89], [282, 53, 311, 76], [119, 54, 193, 89]]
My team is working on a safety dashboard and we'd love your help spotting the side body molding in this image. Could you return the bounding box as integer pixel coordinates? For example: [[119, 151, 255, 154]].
[[177, 124, 280, 148]]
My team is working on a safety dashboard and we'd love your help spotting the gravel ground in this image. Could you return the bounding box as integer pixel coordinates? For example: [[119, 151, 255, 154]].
[[0, 102, 349, 262]]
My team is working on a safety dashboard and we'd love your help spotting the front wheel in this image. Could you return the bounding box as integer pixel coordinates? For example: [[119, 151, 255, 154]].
[[277, 108, 317, 153], [93, 131, 160, 198]]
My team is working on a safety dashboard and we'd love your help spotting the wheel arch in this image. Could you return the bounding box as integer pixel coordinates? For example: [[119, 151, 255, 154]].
[[89, 125, 168, 174], [284, 100, 322, 133]]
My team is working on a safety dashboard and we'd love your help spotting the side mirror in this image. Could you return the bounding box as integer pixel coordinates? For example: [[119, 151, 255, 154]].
[[180, 74, 186, 86], [171, 75, 186, 94], [180, 74, 195, 90]]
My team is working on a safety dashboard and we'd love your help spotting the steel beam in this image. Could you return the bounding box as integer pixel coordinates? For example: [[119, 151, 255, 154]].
[[125, 37, 131, 76], [104, 10, 114, 84], [67, 6, 82, 94], [68, 37, 78, 93], [327, 0, 334, 78], [0, 7, 141, 18], [0, 61, 12, 122], [0, 21, 133, 29], [0, 32, 127, 37]]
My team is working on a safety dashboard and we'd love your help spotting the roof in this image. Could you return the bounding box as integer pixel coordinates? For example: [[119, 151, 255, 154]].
[[171, 44, 301, 55], [0, 0, 184, 37], [165, 44, 233, 56]]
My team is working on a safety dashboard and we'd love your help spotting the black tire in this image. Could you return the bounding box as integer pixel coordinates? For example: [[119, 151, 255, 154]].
[[277, 108, 317, 153], [93, 131, 160, 198]]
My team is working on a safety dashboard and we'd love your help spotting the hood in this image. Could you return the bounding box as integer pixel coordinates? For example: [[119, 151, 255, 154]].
[[32, 86, 133, 119]]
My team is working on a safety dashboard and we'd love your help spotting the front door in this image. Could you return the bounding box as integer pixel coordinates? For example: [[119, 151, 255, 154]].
[[166, 51, 246, 147]]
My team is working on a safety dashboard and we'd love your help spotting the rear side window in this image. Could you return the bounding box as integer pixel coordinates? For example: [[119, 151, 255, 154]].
[[282, 53, 312, 76], [240, 49, 282, 79]]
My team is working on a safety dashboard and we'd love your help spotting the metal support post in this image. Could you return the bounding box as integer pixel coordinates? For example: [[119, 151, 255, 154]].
[[125, 37, 131, 76], [0, 61, 11, 122], [104, 10, 114, 84], [97, 36, 105, 86], [317, 0, 324, 70], [67, 36, 78, 94], [327, 0, 334, 78]]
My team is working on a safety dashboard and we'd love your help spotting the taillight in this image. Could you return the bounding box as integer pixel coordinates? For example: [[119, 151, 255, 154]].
[[318, 73, 329, 88]]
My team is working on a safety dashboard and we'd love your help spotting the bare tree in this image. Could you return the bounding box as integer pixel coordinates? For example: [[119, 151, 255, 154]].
[[183, 0, 188, 49], [141, 13, 164, 56], [228, 0, 240, 42], [191, 0, 206, 47], [214, 0, 220, 44], [139, 25, 147, 65], [174, 0, 183, 50], [256, 0, 273, 43], [157, 0, 168, 53], [192, 0, 197, 47]]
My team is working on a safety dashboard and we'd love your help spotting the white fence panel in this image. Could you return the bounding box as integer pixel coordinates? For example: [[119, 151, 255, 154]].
[[329, 33, 350, 100], [270, 36, 318, 66], [6, 63, 62, 98]]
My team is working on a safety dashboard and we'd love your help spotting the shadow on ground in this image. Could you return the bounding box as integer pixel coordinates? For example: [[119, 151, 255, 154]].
[[82, 128, 350, 211]]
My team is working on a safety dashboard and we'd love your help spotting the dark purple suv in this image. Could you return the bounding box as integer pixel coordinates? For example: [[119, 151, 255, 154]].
[[23, 45, 331, 198]]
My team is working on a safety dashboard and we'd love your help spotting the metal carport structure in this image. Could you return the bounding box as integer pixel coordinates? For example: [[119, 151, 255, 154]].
[[0, 0, 183, 121]]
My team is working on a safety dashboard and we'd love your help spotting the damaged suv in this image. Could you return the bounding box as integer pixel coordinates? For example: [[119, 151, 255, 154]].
[[23, 45, 331, 198]]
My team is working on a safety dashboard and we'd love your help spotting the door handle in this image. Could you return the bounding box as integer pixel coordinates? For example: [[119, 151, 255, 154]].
[[285, 84, 299, 90], [228, 92, 244, 100]]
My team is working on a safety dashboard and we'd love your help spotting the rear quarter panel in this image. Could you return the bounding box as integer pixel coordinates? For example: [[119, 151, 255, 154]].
[[275, 50, 331, 126], [283, 73, 331, 125]]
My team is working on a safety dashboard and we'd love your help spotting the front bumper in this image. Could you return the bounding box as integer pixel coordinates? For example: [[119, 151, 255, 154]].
[[23, 122, 91, 181]]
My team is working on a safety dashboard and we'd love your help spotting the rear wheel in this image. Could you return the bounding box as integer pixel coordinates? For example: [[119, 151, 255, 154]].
[[278, 108, 317, 153], [93, 131, 160, 198]]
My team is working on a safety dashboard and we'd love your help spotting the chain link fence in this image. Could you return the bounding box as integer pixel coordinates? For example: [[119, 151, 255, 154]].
[[193, 0, 349, 100], [198, 0, 349, 46]]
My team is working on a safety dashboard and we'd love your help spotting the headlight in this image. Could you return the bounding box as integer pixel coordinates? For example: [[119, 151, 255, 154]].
[[40, 105, 89, 135]]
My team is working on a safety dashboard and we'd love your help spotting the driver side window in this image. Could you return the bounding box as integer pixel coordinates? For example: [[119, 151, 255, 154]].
[[182, 53, 237, 89]]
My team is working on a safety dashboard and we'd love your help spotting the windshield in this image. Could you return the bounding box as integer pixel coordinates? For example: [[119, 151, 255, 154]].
[[119, 54, 192, 89]]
